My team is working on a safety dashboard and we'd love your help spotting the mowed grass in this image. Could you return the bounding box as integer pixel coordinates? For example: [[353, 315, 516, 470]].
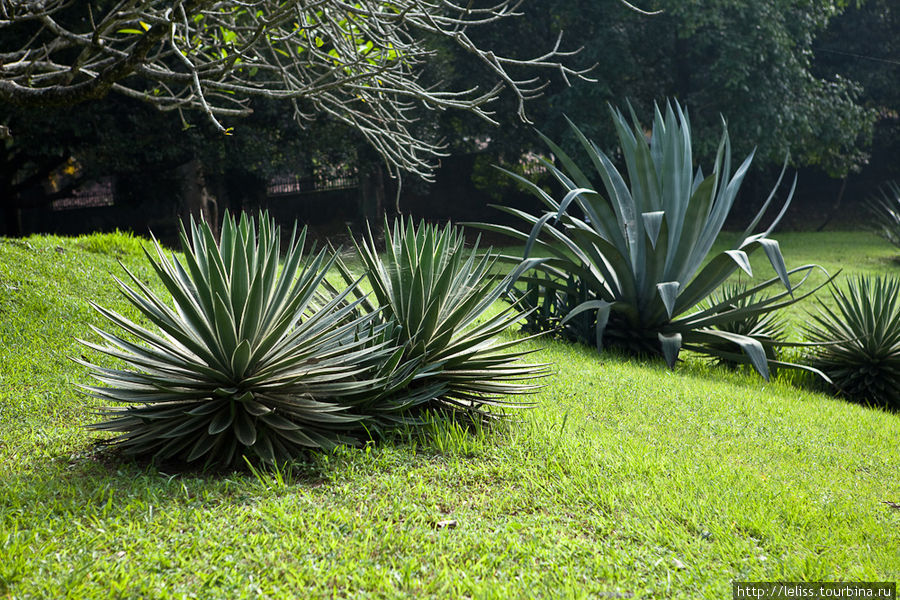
[[1, 230, 899, 599]]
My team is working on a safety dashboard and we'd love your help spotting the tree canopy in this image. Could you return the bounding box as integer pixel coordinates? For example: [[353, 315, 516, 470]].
[[813, 0, 899, 181], [447, 0, 877, 178]]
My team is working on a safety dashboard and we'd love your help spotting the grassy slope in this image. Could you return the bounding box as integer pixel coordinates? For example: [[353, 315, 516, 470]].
[[1, 231, 898, 599]]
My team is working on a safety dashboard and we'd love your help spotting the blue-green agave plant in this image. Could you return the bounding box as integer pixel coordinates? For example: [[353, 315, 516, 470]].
[[474, 100, 831, 379]]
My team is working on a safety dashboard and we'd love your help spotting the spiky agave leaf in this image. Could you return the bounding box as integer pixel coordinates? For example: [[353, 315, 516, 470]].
[[79, 212, 395, 466], [699, 282, 788, 368], [338, 218, 549, 421], [867, 181, 900, 249], [805, 275, 900, 409], [471, 99, 828, 379], [506, 271, 592, 341]]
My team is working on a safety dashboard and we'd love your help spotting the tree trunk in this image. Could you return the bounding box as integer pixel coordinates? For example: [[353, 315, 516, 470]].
[[176, 158, 218, 236], [358, 165, 385, 226], [816, 177, 849, 232], [2, 202, 22, 237]]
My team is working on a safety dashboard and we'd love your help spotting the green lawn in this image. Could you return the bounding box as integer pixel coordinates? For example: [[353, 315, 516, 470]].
[[1, 230, 898, 599]]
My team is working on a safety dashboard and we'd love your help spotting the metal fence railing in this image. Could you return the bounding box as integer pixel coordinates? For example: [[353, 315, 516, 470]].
[[266, 173, 359, 196], [51, 179, 115, 211]]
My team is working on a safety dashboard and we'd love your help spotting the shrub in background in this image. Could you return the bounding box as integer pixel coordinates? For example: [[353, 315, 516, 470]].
[[805, 275, 900, 409], [475, 100, 829, 380], [515, 271, 593, 342]]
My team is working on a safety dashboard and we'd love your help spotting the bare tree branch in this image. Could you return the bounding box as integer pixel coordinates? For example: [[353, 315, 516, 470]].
[[0, 0, 596, 178]]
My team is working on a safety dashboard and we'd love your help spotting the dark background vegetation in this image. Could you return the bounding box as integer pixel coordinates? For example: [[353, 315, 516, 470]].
[[2, 0, 897, 240]]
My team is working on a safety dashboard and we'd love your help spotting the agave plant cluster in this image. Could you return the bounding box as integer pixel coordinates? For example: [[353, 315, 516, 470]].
[[476, 100, 830, 379], [81, 213, 546, 467]]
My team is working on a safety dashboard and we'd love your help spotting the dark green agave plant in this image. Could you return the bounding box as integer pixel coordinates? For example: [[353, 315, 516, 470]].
[[79, 212, 394, 466], [475, 100, 830, 379], [805, 275, 900, 409], [702, 282, 789, 368], [339, 218, 549, 420]]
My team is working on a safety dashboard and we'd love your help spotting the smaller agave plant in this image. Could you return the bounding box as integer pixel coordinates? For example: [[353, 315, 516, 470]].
[[508, 271, 593, 342], [701, 282, 788, 368], [338, 218, 549, 421], [79, 212, 393, 466], [805, 275, 900, 410], [867, 181, 900, 249]]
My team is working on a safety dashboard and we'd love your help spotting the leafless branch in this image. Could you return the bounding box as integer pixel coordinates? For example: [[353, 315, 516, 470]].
[[0, 0, 597, 178]]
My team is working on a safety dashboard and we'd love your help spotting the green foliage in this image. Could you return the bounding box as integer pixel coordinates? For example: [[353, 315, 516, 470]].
[[513, 271, 592, 343], [813, 0, 900, 181], [440, 0, 874, 178], [470, 152, 553, 202], [478, 100, 829, 379], [339, 218, 548, 420], [655, 0, 874, 177], [805, 275, 900, 409], [81, 212, 395, 466], [868, 181, 900, 249]]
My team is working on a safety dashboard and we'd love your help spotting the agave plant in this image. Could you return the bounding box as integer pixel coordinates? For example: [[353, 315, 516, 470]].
[[79, 212, 396, 466], [805, 275, 900, 409], [701, 282, 788, 368], [474, 100, 830, 379], [337, 218, 548, 420], [513, 271, 592, 341], [868, 181, 900, 249]]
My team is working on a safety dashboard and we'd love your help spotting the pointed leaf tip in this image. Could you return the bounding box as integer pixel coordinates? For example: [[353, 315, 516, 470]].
[[759, 238, 792, 293], [657, 282, 680, 319], [642, 211, 665, 249], [725, 249, 753, 277], [658, 332, 683, 368]]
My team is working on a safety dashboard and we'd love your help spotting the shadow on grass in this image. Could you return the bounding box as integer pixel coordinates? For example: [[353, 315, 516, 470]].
[[3, 416, 494, 526], [1, 443, 340, 526]]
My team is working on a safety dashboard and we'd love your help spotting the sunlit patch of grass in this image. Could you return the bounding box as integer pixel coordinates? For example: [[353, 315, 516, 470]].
[[75, 229, 148, 258]]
